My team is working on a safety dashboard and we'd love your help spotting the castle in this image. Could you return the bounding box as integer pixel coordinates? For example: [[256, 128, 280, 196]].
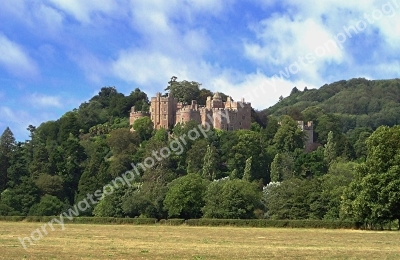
[[130, 92, 252, 131], [130, 91, 315, 150], [297, 121, 314, 151]]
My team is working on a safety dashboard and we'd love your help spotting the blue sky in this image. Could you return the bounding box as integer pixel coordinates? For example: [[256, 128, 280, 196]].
[[1, 0, 400, 140]]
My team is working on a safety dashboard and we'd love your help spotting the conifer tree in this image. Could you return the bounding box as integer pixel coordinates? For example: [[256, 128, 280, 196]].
[[324, 131, 336, 165], [202, 145, 218, 180], [242, 156, 252, 181], [0, 127, 16, 192]]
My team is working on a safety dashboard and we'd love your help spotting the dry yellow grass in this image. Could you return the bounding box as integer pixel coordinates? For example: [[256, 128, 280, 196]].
[[1, 221, 400, 259]]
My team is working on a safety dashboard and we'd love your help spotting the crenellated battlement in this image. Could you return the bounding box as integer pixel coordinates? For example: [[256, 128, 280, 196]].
[[297, 121, 314, 131], [130, 90, 253, 131]]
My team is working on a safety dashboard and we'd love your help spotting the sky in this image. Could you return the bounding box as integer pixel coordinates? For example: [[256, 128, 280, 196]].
[[0, 0, 400, 141]]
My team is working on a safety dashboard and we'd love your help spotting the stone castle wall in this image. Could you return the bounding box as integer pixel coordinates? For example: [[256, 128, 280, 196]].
[[130, 92, 252, 131]]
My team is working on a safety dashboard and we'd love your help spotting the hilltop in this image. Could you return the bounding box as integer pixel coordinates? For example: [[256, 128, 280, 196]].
[[263, 78, 400, 133]]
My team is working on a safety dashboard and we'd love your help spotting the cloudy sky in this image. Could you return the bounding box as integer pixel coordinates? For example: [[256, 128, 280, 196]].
[[1, 0, 400, 140]]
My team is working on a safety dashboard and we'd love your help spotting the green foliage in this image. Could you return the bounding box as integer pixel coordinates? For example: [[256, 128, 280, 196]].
[[324, 131, 336, 164], [341, 126, 400, 226], [266, 78, 400, 134], [273, 115, 305, 153], [227, 130, 270, 183], [132, 117, 154, 141], [107, 128, 138, 155], [28, 195, 66, 216], [270, 153, 294, 182], [35, 174, 64, 197], [186, 139, 209, 174], [202, 179, 261, 219], [0, 177, 40, 216], [294, 147, 328, 178], [322, 161, 356, 220], [201, 145, 218, 180], [0, 203, 14, 216], [186, 219, 358, 229], [165, 77, 201, 104], [264, 178, 327, 220], [5, 79, 400, 222], [93, 184, 130, 218], [164, 174, 208, 219], [0, 127, 16, 192], [242, 157, 252, 181]]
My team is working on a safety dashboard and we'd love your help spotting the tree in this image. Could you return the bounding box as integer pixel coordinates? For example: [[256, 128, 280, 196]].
[[29, 144, 52, 179], [321, 161, 356, 220], [270, 153, 294, 182], [28, 195, 66, 216], [242, 157, 252, 181], [202, 145, 218, 180], [264, 178, 324, 220], [341, 126, 400, 228], [324, 131, 336, 164], [35, 174, 64, 197], [228, 130, 269, 183], [93, 184, 129, 218], [186, 139, 209, 174], [107, 128, 138, 155], [202, 179, 261, 219], [58, 112, 81, 142], [315, 114, 342, 144], [0, 127, 16, 192], [290, 87, 299, 95], [165, 77, 201, 104], [294, 148, 328, 178], [132, 117, 154, 141], [273, 115, 305, 153], [6, 143, 29, 188], [0, 177, 40, 216], [354, 131, 371, 159], [164, 173, 208, 219], [76, 152, 111, 215], [230, 169, 240, 179]]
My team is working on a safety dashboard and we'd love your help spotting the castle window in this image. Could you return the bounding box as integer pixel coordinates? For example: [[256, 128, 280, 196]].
[[239, 122, 242, 126], [164, 108, 166, 112], [163, 115, 167, 119], [242, 116, 245, 120]]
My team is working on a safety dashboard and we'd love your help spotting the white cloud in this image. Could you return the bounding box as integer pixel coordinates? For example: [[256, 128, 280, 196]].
[[112, 51, 178, 86], [1, 0, 64, 36], [0, 33, 39, 78], [28, 93, 63, 108], [209, 71, 314, 109], [244, 15, 344, 68], [69, 50, 110, 84], [45, 0, 121, 24]]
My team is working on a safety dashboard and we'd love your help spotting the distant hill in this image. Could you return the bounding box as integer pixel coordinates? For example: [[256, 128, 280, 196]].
[[263, 78, 400, 133]]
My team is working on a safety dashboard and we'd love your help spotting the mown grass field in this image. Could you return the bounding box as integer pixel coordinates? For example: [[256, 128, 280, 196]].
[[1, 222, 400, 259]]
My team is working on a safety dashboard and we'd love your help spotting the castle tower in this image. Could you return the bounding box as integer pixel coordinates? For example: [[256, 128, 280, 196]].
[[150, 92, 178, 130], [129, 106, 150, 130], [211, 92, 224, 108], [297, 121, 314, 146]]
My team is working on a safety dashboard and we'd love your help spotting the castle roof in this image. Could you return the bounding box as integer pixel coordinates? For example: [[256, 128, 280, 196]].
[[213, 92, 221, 100]]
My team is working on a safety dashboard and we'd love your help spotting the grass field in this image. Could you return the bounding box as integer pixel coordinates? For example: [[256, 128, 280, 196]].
[[1, 222, 400, 259]]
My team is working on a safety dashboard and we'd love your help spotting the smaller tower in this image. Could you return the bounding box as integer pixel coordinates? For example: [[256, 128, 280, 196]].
[[130, 106, 150, 131]]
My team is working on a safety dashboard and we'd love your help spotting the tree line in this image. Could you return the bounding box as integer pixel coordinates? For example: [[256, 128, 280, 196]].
[[0, 78, 400, 229]]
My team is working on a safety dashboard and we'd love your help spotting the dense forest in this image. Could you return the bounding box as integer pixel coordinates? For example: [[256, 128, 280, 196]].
[[1, 78, 400, 228]]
